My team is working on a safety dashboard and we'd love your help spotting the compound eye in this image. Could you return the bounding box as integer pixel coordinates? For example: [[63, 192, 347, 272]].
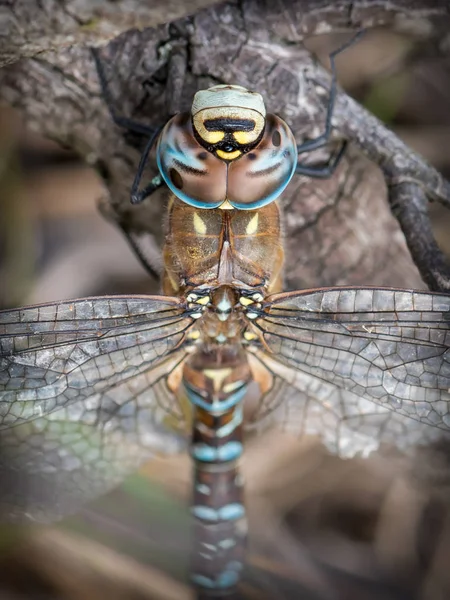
[[226, 114, 298, 209], [156, 114, 227, 208]]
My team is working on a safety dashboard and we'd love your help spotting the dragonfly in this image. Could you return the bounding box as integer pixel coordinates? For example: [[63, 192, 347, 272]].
[[1, 35, 450, 600]]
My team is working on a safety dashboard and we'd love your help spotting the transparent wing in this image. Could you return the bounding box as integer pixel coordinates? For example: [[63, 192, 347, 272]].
[[247, 348, 448, 458], [0, 296, 194, 522], [249, 288, 450, 446]]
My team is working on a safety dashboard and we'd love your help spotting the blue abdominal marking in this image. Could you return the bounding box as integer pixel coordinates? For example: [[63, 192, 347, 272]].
[[219, 538, 236, 550], [191, 564, 241, 590], [216, 406, 243, 438], [196, 483, 211, 495], [192, 441, 243, 462], [192, 503, 245, 522], [184, 383, 248, 413]]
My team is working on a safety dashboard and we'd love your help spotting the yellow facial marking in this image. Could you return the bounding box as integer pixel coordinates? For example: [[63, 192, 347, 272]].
[[203, 368, 233, 392], [193, 113, 225, 144], [193, 212, 207, 235], [233, 131, 255, 145], [239, 296, 254, 307], [246, 213, 259, 235], [219, 199, 234, 210], [193, 107, 265, 149], [216, 149, 242, 160], [244, 331, 258, 341], [207, 131, 226, 144]]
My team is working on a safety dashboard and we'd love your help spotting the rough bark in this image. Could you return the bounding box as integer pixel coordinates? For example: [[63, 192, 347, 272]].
[[0, 0, 222, 67], [1, 0, 450, 291], [2, 0, 450, 68]]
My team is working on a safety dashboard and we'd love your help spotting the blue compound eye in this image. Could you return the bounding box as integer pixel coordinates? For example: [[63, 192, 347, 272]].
[[156, 113, 227, 209], [226, 114, 298, 209]]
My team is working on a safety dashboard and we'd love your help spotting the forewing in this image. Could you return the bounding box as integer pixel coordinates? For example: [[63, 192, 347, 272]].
[[0, 296, 193, 522], [251, 288, 450, 433]]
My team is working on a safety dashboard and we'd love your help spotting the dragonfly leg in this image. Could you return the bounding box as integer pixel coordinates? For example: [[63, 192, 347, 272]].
[[295, 141, 347, 179], [92, 47, 166, 206], [130, 134, 165, 205], [295, 32, 364, 162], [91, 47, 157, 137]]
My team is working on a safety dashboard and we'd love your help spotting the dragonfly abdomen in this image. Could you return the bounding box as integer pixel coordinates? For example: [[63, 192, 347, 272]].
[[183, 349, 250, 594]]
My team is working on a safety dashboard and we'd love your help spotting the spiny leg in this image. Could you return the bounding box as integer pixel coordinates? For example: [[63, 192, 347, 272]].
[[130, 131, 165, 205], [128, 44, 187, 205], [92, 47, 166, 277], [295, 141, 347, 179], [92, 47, 157, 137], [92, 47, 165, 203], [295, 31, 364, 179]]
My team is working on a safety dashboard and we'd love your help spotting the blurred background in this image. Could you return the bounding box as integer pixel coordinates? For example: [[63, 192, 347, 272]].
[[0, 27, 450, 600]]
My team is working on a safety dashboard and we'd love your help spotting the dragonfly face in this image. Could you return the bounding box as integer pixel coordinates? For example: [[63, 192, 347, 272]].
[[156, 84, 298, 210]]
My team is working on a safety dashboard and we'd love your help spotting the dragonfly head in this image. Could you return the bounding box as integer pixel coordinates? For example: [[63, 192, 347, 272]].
[[191, 84, 266, 160], [157, 86, 297, 210]]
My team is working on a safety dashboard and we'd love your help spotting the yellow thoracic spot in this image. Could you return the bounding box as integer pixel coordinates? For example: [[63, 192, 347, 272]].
[[193, 212, 207, 235], [246, 213, 259, 235], [233, 131, 254, 145], [203, 368, 233, 392], [239, 296, 254, 307], [188, 330, 200, 340], [196, 295, 210, 306], [216, 149, 242, 160], [243, 331, 257, 341], [219, 199, 234, 210]]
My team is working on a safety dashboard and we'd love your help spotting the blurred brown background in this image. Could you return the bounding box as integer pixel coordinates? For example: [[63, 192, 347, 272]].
[[0, 27, 450, 600]]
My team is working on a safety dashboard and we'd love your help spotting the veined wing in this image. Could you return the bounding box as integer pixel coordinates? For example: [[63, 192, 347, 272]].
[[0, 296, 195, 522], [249, 288, 450, 436], [247, 348, 449, 458]]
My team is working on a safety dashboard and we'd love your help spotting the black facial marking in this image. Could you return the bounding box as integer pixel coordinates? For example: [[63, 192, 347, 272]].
[[204, 118, 255, 133], [169, 167, 183, 189], [272, 130, 281, 147]]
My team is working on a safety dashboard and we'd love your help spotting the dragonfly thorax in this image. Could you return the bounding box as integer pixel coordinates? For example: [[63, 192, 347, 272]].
[[162, 199, 285, 297]]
